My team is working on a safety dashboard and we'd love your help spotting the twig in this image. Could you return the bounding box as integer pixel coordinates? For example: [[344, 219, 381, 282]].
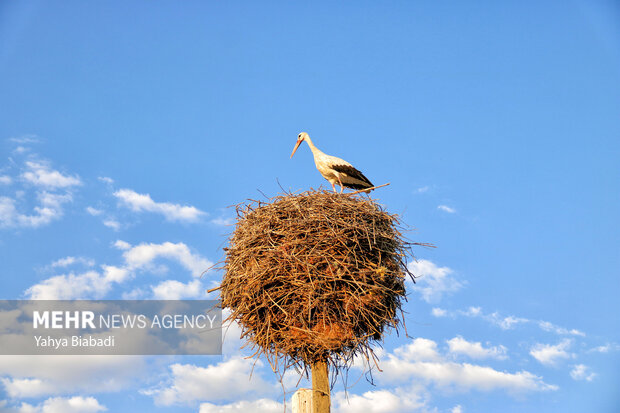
[[206, 285, 221, 294], [200, 263, 218, 279], [346, 183, 390, 196]]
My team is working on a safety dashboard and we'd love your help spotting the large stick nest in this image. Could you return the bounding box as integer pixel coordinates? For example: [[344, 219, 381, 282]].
[[221, 189, 425, 373]]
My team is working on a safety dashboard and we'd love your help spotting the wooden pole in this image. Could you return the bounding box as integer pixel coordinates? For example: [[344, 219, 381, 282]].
[[292, 388, 312, 413], [312, 359, 330, 413]]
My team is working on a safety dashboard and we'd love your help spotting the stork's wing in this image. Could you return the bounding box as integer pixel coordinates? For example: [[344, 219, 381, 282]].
[[331, 164, 374, 189]]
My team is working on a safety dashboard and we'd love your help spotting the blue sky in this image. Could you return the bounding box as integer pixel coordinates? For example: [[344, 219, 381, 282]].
[[1, 1, 619, 412]]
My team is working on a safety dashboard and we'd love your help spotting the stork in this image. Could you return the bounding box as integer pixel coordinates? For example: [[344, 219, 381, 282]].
[[290, 132, 374, 193]]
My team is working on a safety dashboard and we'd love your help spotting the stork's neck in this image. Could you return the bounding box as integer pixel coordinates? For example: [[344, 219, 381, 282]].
[[304, 135, 324, 157]]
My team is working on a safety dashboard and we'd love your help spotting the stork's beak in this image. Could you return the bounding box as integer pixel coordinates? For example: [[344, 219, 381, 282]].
[[290, 140, 302, 158]]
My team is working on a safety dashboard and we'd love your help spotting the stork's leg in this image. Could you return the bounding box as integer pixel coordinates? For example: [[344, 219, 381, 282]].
[[331, 182, 336, 193], [337, 175, 344, 193]]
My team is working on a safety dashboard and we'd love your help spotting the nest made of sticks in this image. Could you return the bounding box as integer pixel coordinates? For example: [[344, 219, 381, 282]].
[[221, 189, 425, 375]]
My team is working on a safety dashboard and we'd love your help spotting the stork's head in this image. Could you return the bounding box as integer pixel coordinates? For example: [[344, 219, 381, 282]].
[[290, 132, 309, 158]]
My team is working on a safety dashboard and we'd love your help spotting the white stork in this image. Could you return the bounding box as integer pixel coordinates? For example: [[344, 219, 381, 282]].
[[290, 132, 374, 193]]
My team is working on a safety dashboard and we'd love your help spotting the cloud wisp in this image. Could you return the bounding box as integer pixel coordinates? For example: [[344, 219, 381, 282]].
[[1, 395, 107, 413], [378, 338, 558, 394], [25, 240, 213, 300], [0, 155, 82, 229], [0, 354, 146, 399], [437, 205, 456, 214], [529, 339, 574, 366], [332, 387, 428, 413], [588, 343, 620, 353], [447, 336, 508, 360], [1, 191, 74, 229], [199, 399, 283, 413], [432, 306, 585, 337], [408, 259, 463, 303], [7, 135, 41, 145], [48, 256, 95, 269], [569, 364, 596, 381], [114, 188, 205, 223], [142, 358, 273, 406], [21, 161, 82, 189]]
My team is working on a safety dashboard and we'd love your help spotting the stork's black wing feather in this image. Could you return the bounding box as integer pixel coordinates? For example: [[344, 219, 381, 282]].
[[340, 181, 373, 190], [331, 164, 374, 188]]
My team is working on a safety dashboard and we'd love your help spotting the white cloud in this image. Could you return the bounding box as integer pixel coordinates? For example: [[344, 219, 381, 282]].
[[493, 314, 529, 330], [393, 338, 443, 362], [49, 256, 95, 269], [447, 336, 508, 360], [113, 240, 131, 250], [114, 188, 205, 222], [0, 155, 82, 230], [101, 265, 130, 283], [451, 405, 463, 413], [24, 270, 117, 299], [199, 399, 283, 413], [13, 146, 29, 155], [85, 207, 103, 216], [1, 377, 57, 399], [142, 358, 272, 406], [210, 217, 235, 226], [87, 208, 123, 231], [388, 361, 556, 394], [9, 396, 106, 413], [0, 197, 19, 227], [529, 339, 573, 366], [38, 192, 72, 208], [25, 264, 128, 299], [199, 385, 429, 413], [332, 388, 427, 413], [415, 186, 429, 194], [569, 364, 596, 381], [21, 161, 81, 189], [102, 219, 121, 231], [0, 192, 73, 229], [25, 240, 210, 299], [379, 338, 557, 393], [431, 308, 447, 317], [537, 321, 585, 337], [48, 256, 78, 269], [438, 307, 583, 338], [121, 287, 147, 300], [0, 355, 145, 398], [122, 241, 212, 277], [475, 310, 530, 330], [87, 203, 121, 232], [588, 343, 620, 353], [437, 205, 456, 213], [97, 177, 114, 184], [151, 279, 203, 299], [464, 306, 482, 317], [8, 135, 40, 144], [408, 260, 463, 303]]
